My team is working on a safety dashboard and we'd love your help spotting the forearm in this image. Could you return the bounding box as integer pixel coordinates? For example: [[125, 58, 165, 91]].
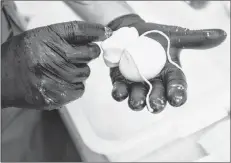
[[64, 1, 135, 25]]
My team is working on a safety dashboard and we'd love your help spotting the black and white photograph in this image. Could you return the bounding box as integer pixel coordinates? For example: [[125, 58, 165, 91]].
[[1, 1, 230, 162]]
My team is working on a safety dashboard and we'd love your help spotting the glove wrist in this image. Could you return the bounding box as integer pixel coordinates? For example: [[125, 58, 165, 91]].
[[107, 14, 145, 31]]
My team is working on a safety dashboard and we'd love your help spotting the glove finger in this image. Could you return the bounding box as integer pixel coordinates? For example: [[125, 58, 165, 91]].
[[170, 29, 227, 49], [110, 67, 129, 101], [37, 61, 90, 84], [163, 64, 187, 107], [47, 21, 112, 45], [148, 78, 167, 114], [128, 83, 147, 111], [136, 23, 226, 49], [42, 40, 91, 83], [110, 67, 127, 84], [68, 43, 101, 64], [111, 81, 129, 102]]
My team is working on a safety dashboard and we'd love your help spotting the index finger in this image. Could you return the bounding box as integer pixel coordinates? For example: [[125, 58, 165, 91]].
[[48, 21, 112, 44]]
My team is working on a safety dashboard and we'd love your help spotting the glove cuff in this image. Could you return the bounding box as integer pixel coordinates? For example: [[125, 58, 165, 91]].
[[107, 14, 145, 31]]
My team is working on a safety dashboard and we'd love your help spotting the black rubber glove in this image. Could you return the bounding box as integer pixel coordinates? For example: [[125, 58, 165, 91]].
[[1, 21, 111, 110], [108, 14, 227, 113]]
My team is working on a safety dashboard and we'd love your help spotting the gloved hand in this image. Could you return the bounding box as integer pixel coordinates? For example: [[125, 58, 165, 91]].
[[1, 21, 111, 110], [108, 14, 227, 113]]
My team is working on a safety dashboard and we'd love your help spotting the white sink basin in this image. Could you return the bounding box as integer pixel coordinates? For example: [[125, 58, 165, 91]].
[[15, 1, 230, 161]]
